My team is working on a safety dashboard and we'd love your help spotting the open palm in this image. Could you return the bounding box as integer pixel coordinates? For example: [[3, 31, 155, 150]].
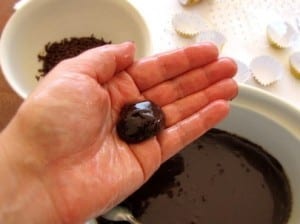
[[4, 42, 237, 223]]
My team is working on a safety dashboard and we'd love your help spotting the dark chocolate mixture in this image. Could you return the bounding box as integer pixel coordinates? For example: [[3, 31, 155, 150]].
[[37, 35, 110, 80], [98, 129, 292, 224]]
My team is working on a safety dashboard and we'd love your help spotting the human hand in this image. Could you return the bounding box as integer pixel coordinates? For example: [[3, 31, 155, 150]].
[[0, 42, 237, 224]]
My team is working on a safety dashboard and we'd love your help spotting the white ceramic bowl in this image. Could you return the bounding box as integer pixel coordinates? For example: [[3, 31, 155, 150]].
[[0, 0, 151, 99], [87, 84, 300, 224], [217, 84, 300, 224]]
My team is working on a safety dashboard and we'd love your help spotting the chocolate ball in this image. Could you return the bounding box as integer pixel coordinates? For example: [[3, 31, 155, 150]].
[[116, 100, 165, 144]]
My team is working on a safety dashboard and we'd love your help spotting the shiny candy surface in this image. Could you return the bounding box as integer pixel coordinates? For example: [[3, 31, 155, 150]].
[[117, 101, 165, 144]]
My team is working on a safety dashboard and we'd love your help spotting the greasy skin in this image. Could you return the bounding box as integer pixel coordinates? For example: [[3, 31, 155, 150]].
[[0, 42, 238, 224]]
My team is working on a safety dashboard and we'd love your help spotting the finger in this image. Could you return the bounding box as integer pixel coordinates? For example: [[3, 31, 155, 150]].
[[52, 42, 135, 83], [162, 79, 238, 127], [127, 43, 218, 91], [158, 100, 230, 162], [143, 58, 237, 106]]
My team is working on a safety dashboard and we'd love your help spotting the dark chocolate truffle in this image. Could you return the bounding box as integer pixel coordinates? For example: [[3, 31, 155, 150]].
[[116, 100, 165, 144]]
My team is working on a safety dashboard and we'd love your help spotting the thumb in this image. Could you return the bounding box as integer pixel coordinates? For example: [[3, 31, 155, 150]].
[[51, 41, 136, 84]]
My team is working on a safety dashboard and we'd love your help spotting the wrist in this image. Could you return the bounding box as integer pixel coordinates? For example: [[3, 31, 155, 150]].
[[0, 129, 63, 224]]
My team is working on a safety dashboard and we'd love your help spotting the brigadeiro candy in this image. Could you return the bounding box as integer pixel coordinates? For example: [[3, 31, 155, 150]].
[[117, 100, 165, 144]]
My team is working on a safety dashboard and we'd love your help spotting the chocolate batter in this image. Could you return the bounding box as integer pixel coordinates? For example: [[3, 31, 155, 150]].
[[98, 129, 292, 224]]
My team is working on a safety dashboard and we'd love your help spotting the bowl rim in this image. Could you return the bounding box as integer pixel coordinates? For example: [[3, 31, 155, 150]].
[[231, 84, 300, 139]]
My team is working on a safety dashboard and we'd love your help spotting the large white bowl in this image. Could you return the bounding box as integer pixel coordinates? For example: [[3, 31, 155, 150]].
[[85, 84, 300, 223], [217, 84, 300, 224], [0, 0, 151, 99]]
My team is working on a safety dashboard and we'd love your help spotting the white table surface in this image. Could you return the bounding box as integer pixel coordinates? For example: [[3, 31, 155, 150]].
[[129, 0, 300, 109]]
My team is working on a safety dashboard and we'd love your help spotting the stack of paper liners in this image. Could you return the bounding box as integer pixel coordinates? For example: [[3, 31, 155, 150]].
[[289, 52, 300, 79], [250, 56, 284, 86], [172, 13, 208, 38], [266, 21, 297, 49], [233, 60, 252, 83], [197, 30, 226, 51], [178, 0, 201, 6]]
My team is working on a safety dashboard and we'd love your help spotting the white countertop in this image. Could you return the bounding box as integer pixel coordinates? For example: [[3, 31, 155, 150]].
[[129, 0, 300, 109]]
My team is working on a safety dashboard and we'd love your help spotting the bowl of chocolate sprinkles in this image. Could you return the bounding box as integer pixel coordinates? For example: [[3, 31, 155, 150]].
[[0, 0, 151, 98], [36, 35, 112, 80]]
